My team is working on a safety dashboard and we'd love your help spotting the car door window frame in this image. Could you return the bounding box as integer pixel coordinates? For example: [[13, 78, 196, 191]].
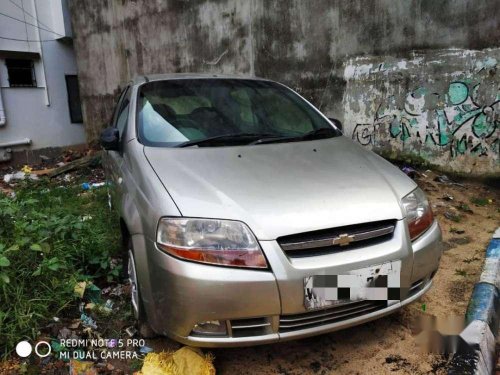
[[111, 86, 131, 152]]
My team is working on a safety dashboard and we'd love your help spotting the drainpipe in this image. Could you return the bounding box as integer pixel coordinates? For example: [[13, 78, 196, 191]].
[[0, 138, 32, 148], [32, 0, 50, 106], [0, 138, 31, 162]]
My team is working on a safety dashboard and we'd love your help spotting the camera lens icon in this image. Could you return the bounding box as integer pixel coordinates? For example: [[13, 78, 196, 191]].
[[15, 340, 51, 358], [35, 341, 52, 357], [16, 341, 32, 357]]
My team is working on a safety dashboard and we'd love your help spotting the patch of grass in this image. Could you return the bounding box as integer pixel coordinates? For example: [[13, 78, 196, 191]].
[[0, 178, 121, 357], [130, 358, 143, 372], [457, 204, 473, 213], [470, 197, 488, 206]]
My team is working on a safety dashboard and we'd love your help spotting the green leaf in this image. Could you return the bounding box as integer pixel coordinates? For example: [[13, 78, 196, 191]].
[[48, 263, 60, 271], [41, 243, 51, 253], [0, 273, 9, 283], [30, 244, 42, 251], [5, 244, 19, 252], [0, 256, 10, 267], [32, 267, 41, 276]]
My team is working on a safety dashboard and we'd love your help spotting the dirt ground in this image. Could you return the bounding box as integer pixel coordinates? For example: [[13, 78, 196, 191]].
[[144, 170, 499, 375], [0, 165, 498, 375]]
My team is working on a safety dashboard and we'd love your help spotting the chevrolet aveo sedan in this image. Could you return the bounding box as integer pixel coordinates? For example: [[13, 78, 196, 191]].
[[100, 74, 442, 347]]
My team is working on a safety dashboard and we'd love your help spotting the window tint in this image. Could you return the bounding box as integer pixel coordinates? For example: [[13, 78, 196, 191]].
[[65, 75, 83, 123], [137, 79, 335, 147], [6, 59, 36, 87]]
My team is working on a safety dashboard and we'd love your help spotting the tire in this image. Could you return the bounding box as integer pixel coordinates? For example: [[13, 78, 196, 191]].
[[126, 238, 156, 338]]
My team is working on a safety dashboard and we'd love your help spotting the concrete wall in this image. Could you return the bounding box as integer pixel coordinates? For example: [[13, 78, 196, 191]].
[[0, 0, 85, 152], [345, 49, 499, 174], [69, 0, 500, 174]]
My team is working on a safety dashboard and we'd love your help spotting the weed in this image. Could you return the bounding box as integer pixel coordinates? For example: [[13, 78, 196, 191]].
[[457, 204, 473, 214], [444, 212, 461, 223], [454, 269, 467, 277], [0, 178, 121, 357], [470, 197, 488, 206], [130, 358, 143, 372], [463, 257, 480, 264]]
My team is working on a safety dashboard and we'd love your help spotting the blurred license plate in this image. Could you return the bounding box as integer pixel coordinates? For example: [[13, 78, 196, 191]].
[[304, 260, 401, 310]]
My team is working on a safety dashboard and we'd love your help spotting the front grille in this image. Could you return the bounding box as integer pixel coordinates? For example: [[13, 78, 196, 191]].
[[230, 317, 271, 337], [277, 220, 396, 258], [279, 300, 387, 332]]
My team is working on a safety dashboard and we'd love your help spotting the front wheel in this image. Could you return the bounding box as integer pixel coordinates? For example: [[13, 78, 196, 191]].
[[127, 238, 156, 338]]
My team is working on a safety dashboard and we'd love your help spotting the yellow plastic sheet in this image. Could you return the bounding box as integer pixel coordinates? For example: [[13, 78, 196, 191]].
[[137, 347, 215, 375]]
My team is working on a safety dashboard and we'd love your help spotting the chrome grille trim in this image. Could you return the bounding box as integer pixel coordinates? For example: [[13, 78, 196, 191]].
[[280, 225, 395, 251], [231, 322, 271, 329], [279, 301, 386, 332], [229, 317, 272, 337]]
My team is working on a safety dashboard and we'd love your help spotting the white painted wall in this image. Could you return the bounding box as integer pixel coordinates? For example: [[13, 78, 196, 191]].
[[0, 0, 85, 151]]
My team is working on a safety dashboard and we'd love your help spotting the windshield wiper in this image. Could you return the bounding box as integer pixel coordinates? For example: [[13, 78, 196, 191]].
[[250, 127, 339, 145], [177, 133, 275, 148], [301, 127, 340, 139]]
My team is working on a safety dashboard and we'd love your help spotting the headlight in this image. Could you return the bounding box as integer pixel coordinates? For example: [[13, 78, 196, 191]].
[[401, 188, 434, 241], [156, 218, 268, 269]]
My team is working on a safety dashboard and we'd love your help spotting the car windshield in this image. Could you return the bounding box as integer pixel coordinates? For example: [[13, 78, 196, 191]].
[[137, 79, 340, 147]]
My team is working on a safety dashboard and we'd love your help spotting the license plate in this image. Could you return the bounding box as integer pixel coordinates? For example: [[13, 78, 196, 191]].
[[304, 260, 401, 310]]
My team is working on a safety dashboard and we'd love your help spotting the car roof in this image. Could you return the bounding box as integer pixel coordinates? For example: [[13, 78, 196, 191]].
[[131, 73, 270, 86]]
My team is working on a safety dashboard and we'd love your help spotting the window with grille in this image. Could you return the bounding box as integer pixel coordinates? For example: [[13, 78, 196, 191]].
[[6, 59, 37, 87]]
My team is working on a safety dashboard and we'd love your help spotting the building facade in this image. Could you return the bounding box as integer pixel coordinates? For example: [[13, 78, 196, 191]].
[[0, 0, 85, 163], [69, 0, 499, 175]]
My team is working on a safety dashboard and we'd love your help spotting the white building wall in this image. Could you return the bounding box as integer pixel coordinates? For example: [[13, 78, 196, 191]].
[[0, 0, 85, 152]]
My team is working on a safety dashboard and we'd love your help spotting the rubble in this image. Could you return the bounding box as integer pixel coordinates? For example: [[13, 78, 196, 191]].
[[80, 313, 98, 329], [125, 326, 137, 337], [82, 182, 106, 190], [433, 174, 465, 187], [137, 347, 216, 375], [401, 166, 418, 179], [69, 359, 97, 375], [48, 153, 101, 178], [444, 211, 461, 222], [3, 171, 38, 183]]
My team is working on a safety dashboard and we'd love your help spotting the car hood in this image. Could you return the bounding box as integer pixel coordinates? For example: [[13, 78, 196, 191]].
[[144, 137, 416, 240]]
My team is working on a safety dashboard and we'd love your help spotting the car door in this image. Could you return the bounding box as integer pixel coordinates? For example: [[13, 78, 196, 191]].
[[104, 86, 131, 209]]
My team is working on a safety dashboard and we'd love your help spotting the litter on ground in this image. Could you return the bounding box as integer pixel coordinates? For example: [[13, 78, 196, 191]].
[[137, 347, 216, 375]]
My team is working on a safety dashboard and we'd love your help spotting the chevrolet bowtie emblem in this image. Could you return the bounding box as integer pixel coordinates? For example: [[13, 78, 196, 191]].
[[332, 233, 355, 246]]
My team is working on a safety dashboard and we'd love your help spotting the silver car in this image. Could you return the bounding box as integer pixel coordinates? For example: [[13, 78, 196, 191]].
[[101, 74, 442, 347]]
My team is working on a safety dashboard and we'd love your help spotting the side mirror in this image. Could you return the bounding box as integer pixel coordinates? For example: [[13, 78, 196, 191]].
[[100, 127, 120, 151], [328, 118, 343, 132]]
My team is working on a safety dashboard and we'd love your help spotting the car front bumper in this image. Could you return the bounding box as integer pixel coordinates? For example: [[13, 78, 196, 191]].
[[139, 219, 442, 347]]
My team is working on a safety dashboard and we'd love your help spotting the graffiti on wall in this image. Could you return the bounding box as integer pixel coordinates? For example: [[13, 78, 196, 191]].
[[352, 81, 499, 158]]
